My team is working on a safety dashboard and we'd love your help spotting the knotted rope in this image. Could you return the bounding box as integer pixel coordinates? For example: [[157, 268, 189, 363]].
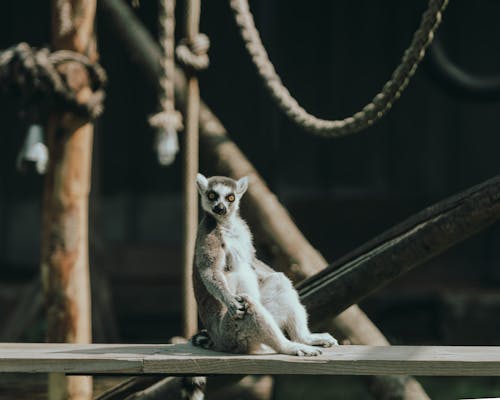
[[230, 0, 449, 138], [149, 0, 210, 166], [176, 33, 210, 71], [0, 42, 106, 121], [149, 0, 183, 166]]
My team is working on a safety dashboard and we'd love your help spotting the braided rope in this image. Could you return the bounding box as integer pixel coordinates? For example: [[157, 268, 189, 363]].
[[149, 0, 183, 166], [230, 0, 449, 138], [0, 42, 106, 120]]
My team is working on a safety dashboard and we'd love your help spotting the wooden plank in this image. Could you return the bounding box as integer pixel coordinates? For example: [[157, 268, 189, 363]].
[[0, 344, 500, 376]]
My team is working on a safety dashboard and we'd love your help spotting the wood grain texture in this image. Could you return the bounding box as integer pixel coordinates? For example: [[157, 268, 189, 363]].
[[1, 343, 499, 376]]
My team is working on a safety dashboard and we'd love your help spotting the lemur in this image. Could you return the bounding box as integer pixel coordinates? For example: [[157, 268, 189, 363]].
[[191, 174, 338, 356]]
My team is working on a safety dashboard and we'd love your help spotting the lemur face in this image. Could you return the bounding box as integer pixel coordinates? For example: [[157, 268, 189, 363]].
[[196, 174, 248, 220]]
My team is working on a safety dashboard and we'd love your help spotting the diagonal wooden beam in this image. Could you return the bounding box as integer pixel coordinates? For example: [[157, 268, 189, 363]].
[[298, 175, 500, 322]]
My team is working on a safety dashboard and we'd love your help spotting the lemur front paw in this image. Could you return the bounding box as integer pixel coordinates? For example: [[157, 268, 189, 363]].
[[288, 343, 322, 357], [227, 295, 248, 319], [309, 332, 339, 347]]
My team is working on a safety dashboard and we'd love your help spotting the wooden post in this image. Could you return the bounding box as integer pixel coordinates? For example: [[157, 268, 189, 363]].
[[41, 1, 97, 399], [181, 0, 200, 339]]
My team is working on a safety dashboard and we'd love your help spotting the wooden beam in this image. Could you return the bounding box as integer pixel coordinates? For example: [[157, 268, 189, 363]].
[[180, 0, 200, 339], [298, 174, 500, 322], [41, 0, 97, 398], [0, 343, 499, 376]]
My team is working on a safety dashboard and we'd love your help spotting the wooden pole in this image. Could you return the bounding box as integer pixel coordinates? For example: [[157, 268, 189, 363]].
[[180, 0, 200, 339], [41, 1, 97, 399]]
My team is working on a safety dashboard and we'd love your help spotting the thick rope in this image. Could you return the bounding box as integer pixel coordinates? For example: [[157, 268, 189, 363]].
[[149, 0, 183, 166], [229, 0, 449, 138], [0, 42, 106, 121]]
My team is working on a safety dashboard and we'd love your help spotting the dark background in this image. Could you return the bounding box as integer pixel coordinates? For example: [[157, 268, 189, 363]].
[[1, 0, 500, 397]]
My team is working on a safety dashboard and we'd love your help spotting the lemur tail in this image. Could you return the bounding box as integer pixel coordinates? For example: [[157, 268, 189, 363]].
[[191, 329, 215, 350]]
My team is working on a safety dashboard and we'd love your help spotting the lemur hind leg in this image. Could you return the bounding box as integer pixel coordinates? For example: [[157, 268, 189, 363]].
[[260, 271, 338, 347], [215, 294, 322, 356]]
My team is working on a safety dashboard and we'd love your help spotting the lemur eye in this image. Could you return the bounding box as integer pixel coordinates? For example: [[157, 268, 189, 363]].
[[227, 194, 235, 202], [207, 192, 217, 200]]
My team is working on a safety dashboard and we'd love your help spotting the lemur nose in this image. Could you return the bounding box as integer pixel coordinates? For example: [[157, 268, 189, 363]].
[[213, 204, 227, 215]]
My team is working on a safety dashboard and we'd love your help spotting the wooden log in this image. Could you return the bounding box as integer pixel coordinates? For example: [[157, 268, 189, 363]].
[[180, 0, 200, 340], [122, 377, 186, 400], [95, 1, 428, 399], [298, 175, 500, 322], [96, 377, 164, 400], [0, 343, 500, 376], [41, 1, 97, 399]]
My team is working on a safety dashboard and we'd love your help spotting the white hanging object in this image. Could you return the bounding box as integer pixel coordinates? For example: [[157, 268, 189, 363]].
[[16, 124, 49, 174], [156, 125, 179, 166]]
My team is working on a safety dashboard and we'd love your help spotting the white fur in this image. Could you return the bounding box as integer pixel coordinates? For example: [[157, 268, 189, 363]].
[[220, 217, 261, 302]]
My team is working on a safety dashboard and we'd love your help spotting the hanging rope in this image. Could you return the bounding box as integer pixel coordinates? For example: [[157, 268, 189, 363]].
[[229, 0, 449, 138], [149, 0, 183, 166], [0, 42, 106, 121]]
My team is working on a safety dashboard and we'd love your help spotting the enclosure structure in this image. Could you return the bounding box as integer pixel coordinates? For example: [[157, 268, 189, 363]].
[[1, 0, 500, 399]]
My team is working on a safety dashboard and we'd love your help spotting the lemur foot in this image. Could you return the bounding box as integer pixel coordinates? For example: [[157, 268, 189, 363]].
[[191, 329, 215, 349], [307, 333, 339, 347], [286, 343, 322, 357]]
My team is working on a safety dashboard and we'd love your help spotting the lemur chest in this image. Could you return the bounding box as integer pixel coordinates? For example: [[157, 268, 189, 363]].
[[220, 226, 260, 298], [221, 228, 253, 271]]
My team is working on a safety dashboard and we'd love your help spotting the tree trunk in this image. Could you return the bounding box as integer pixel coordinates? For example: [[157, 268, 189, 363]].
[[41, 1, 97, 399]]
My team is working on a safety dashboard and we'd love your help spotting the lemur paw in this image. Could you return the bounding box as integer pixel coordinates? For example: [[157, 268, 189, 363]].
[[288, 343, 322, 357], [309, 333, 339, 347], [228, 295, 248, 319]]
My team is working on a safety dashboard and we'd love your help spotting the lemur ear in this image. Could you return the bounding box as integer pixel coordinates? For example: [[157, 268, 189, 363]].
[[196, 173, 208, 194], [236, 176, 249, 195]]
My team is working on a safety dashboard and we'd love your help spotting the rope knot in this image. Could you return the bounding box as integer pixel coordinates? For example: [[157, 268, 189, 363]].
[[176, 33, 210, 71], [0, 42, 106, 122]]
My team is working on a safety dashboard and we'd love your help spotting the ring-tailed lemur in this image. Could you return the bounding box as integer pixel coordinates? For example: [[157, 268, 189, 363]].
[[191, 174, 338, 356]]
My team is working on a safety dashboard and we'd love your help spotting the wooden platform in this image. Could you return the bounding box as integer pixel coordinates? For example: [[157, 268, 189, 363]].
[[1, 344, 500, 376]]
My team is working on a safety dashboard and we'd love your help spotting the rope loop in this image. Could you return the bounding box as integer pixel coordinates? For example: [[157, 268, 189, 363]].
[[229, 0, 448, 138], [0, 42, 106, 121], [176, 33, 210, 71]]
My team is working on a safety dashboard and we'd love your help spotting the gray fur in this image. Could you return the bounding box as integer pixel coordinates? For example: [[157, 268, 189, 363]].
[[193, 174, 338, 356]]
